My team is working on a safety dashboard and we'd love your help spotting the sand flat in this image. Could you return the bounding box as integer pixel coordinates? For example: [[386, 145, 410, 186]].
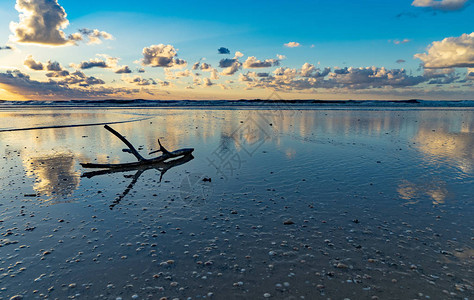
[[0, 107, 473, 299]]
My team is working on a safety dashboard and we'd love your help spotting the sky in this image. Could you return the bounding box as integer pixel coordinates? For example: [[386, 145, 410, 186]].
[[0, 0, 473, 101]]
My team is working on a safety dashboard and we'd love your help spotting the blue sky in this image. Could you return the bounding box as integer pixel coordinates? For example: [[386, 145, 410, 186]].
[[0, 0, 473, 100]]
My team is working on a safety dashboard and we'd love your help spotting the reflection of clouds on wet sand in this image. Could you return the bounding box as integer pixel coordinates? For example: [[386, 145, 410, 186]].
[[23, 152, 80, 203], [413, 128, 474, 174], [398, 180, 449, 205]]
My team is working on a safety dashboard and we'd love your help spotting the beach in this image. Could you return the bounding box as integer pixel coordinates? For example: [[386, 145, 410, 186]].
[[0, 106, 472, 299]]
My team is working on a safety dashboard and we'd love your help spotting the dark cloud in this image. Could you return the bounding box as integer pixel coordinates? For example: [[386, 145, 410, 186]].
[[0, 69, 114, 98], [47, 61, 62, 71], [77, 60, 109, 69], [46, 70, 70, 77], [220, 58, 242, 76], [243, 56, 279, 68], [396, 59, 406, 64], [0, 46, 13, 50], [124, 76, 157, 86], [219, 58, 238, 68], [218, 47, 230, 54], [24, 56, 44, 70], [115, 66, 132, 74], [424, 68, 460, 85]]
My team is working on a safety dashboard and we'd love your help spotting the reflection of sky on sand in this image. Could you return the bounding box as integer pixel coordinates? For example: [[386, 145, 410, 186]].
[[23, 152, 80, 203], [0, 108, 472, 205], [397, 180, 449, 205], [413, 128, 474, 174]]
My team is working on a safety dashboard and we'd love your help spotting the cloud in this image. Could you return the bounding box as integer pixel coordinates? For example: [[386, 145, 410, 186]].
[[115, 66, 132, 74], [210, 69, 219, 80], [219, 58, 238, 68], [423, 68, 460, 84], [243, 56, 279, 68], [0, 69, 118, 98], [71, 55, 118, 70], [235, 51, 244, 58], [24, 55, 44, 70], [414, 32, 474, 68], [0, 45, 13, 50], [175, 70, 192, 77], [218, 47, 230, 54], [78, 28, 113, 44], [284, 42, 301, 48], [10, 0, 71, 45], [411, 0, 469, 11], [277, 54, 286, 60], [300, 63, 330, 78], [137, 68, 145, 73], [124, 76, 157, 86], [203, 78, 213, 87], [240, 65, 427, 91], [45, 70, 70, 77], [190, 62, 218, 79], [467, 68, 474, 80], [77, 59, 108, 69], [46, 61, 62, 71], [393, 39, 411, 44], [200, 63, 212, 70], [141, 44, 186, 68], [396, 59, 406, 64], [219, 58, 242, 75], [9, 0, 112, 46]]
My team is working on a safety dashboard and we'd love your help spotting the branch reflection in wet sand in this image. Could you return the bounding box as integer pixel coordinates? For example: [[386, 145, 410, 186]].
[[81, 154, 194, 209]]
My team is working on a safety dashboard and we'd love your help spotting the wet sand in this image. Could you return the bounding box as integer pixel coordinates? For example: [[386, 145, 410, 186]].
[[0, 107, 473, 299]]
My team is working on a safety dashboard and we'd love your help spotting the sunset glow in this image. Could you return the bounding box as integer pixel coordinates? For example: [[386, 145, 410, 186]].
[[0, 0, 472, 100]]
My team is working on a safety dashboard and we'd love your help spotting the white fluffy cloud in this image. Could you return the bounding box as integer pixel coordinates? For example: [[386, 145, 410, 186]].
[[415, 32, 474, 68], [10, 0, 70, 45], [10, 0, 112, 46], [284, 42, 301, 48], [411, 0, 469, 11], [141, 44, 186, 68]]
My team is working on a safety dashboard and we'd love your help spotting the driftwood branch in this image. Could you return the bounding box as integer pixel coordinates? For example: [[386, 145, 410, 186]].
[[80, 125, 194, 169], [149, 139, 171, 155], [104, 124, 145, 161]]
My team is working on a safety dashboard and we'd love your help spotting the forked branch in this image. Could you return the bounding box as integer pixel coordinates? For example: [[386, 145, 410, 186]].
[[104, 124, 145, 161]]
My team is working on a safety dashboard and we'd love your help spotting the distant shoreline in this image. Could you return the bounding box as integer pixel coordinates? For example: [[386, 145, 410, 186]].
[[1, 99, 474, 108]]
